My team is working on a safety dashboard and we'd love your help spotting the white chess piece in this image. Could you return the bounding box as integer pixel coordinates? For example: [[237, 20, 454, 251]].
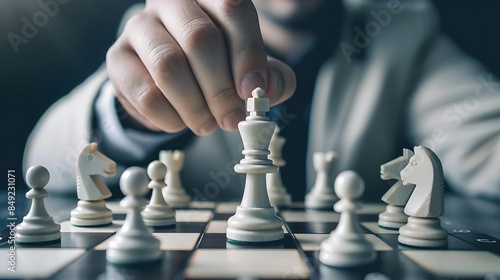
[[142, 160, 176, 227], [266, 126, 292, 208], [15, 165, 61, 243], [106, 167, 162, 265], [398, 146, 448, 248], [305, 151, 338, 209], [71, 142, 116, 226], [378, 149, 416, 229], [320, 170, 376, 267], [160, 150, 191, 208], [226, 87, 284, 244]]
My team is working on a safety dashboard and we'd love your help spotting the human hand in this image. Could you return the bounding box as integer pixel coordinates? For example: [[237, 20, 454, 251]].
[[106, 0, 296, 135]]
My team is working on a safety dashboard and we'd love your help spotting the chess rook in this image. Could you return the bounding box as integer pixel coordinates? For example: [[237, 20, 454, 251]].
[[15, 165, 61, 243], [398, 146, 448, 248], [227, 87, 284, 244], [160, 150, 191, 208], [320, 171, 376, 267], [305, 151, 338, 209], [378, 149, 415, 230], [70, 143, 116, 227], [106, 167, 162, 265], [142, 160, 176, 227], [266, 126, 292, 208]]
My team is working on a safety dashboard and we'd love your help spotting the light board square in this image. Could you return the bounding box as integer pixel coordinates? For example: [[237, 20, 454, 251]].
[[281, 210, 340, 222], [0, 248, 85, 279], [60, 220, 123, 233], [94, 233, 200, 251], [402, 250, 500, 277], [185, 249, 309, 279], [295, 233, 392, 251]]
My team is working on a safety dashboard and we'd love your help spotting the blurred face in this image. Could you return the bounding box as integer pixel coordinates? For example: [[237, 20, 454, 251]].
[[253, 0, 327, 30]]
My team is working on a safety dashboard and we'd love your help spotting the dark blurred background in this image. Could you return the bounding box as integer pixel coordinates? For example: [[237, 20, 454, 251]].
[[1, 0, 500, 190]]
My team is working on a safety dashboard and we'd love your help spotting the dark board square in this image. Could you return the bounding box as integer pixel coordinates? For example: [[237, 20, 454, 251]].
[[52, 250, 192, 280]]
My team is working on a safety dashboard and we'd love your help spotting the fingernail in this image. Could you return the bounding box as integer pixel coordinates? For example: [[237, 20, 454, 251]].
[[222, 109, 246, 130], [198, 119, 217, 135], [240, 72, 265, 98]]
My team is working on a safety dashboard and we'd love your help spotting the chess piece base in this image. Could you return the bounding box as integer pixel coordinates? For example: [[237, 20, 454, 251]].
[[142, 205, 176, 227], [319, 233, 376, 267], [227, 206, 284, 243], [162, 189, 191, 208], [305, 193, 338, 210], [398, 217, 448, 248], [268, 191, 292, 208], [378, 205, 408, 230], [106, 233, 162, 265], [71, 200, 112, 226], [15, 216, 61, 243]]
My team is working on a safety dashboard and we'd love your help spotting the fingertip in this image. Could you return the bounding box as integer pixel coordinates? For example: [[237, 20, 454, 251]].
[[267, 58, 296, 105], [240, 71, 266, 99]]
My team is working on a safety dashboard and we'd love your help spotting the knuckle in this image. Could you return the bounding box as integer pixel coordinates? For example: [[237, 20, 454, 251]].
[[136, 84, 164, 112], [186, 105, 212, 127], [125, 12, 147, 31], [163, 121, 186, 133], [179, 19, 221, 51], [212, 86, 237, 102], [219, 0, 254, 16], [219, 0, 249, 10], [149, 44, 185, 78]]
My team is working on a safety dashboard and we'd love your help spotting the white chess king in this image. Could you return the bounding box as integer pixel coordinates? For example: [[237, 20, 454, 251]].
[[226, 87, 284, 244]]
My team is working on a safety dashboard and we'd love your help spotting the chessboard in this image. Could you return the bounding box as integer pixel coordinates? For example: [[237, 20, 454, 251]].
[[1, 200, 500, 280]]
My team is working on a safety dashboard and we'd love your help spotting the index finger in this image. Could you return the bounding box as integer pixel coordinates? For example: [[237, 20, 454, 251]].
[[197, 0, 269, 99]]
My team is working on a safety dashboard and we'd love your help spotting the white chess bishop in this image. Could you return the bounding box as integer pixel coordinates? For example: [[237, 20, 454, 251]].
[[142, 160, 176, 227], [305, 151, 338, 209], [70, 142, 116, 226], [378, 149, 416, 229], [226, 87, 284, 244], [266, 126, 292, 208], [15, 165, 61, 243], [160, 150, 191, 208], [398, 146, 448, 248], [319, 170, 376, 267], [106, 167, 162, 265]]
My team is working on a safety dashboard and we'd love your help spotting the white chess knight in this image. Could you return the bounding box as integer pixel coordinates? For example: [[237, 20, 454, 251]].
[[398, 146, 448, 248], [378, 149, 416, 229], [305, 151, 338, 209], [107, 166, 162, 265], [15, 165, 61, 243], [160, 150, 191, 208], [266, 126, 292, 208], [70, 142, 116, 226], [226, 87, 284, 244], [142, 160, 176, 227], [320, 170, 376, 267]]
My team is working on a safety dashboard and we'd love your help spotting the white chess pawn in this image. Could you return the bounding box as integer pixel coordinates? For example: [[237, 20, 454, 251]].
[[15, 165, 61, 243], [226, 87, 284, 244], [160, 150, 191, 208], [266, 126, 292, 208], [305, 151, 338, 209], [320, 171, 376, 267], [107, 167, 162, 265], [142, 160, 176, 227]]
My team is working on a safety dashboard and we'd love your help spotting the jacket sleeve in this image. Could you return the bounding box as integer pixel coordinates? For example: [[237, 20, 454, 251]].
[[407, 35, 500, 201]]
